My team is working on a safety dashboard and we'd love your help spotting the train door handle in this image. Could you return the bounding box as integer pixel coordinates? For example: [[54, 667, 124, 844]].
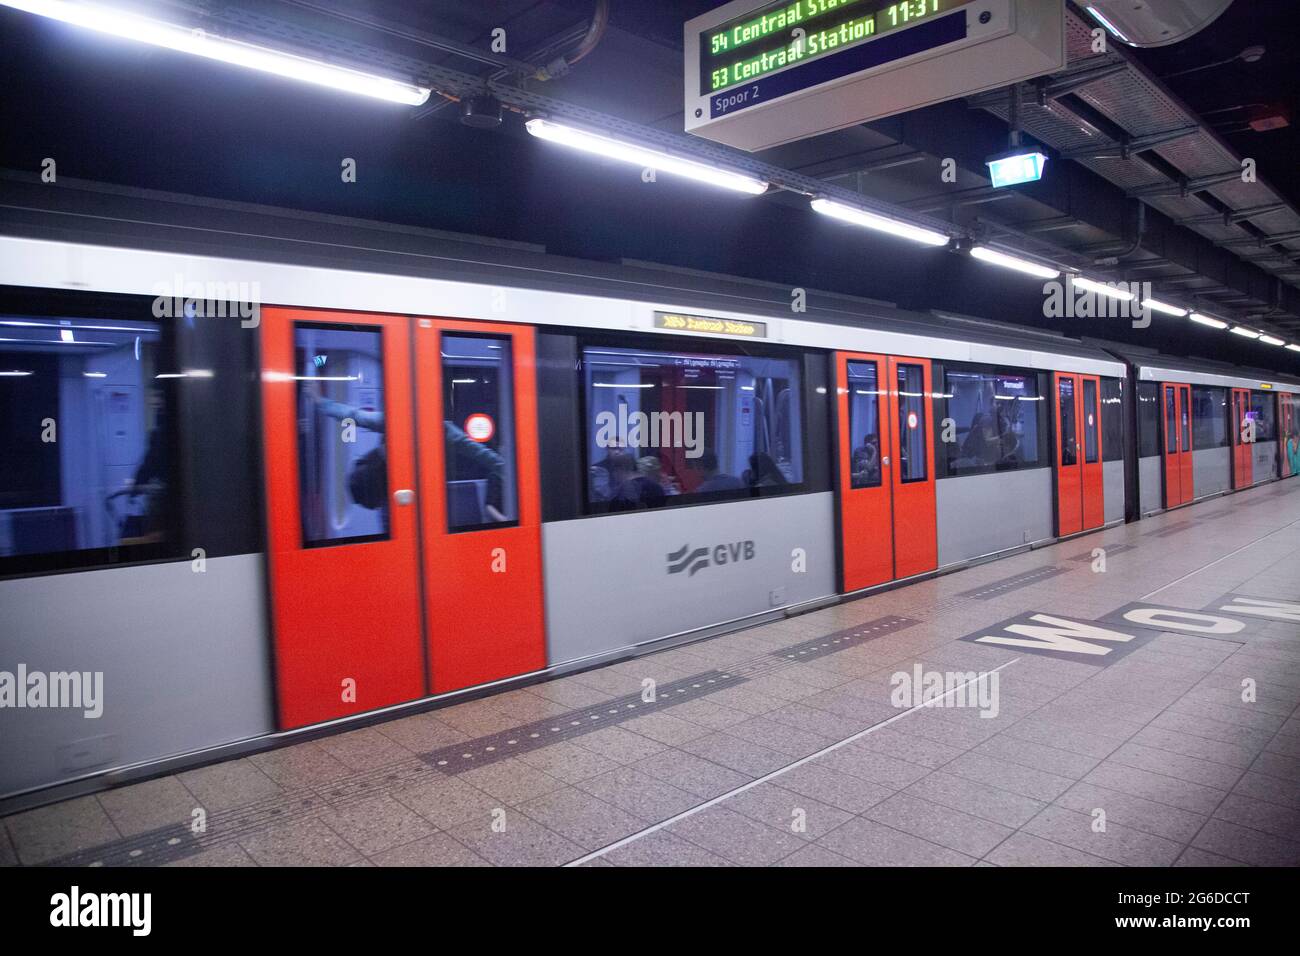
[[393, 489, 415, 505], [882, 456, 890, 466]]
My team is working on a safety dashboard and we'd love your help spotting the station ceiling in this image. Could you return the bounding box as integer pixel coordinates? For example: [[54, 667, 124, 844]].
[[1, 0, 1298, 374]]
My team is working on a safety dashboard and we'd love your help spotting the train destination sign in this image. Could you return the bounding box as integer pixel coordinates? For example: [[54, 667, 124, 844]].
[[702, 0, 975, 95], [655, 311, 768, 338], [685, 0, 1065, 152]]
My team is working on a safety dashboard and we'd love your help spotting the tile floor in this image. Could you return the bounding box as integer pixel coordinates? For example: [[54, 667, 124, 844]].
[[4, 480, 1298, 867]]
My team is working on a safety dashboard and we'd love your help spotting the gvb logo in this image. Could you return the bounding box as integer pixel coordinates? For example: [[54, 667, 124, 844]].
[[50, 886, 151, 936], [666, 540, 755, 577]]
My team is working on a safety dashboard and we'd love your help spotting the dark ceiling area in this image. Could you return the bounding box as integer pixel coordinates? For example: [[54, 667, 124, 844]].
[[1, 0, 1298, 374]]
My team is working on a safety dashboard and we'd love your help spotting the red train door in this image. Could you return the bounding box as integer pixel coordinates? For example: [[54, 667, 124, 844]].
[[1178, 383, 1194, 502], [261, 307, 425, 729], [837, 352, 893, 590], [836, 353, 936, 590], [1080, 375, 1105, 529], [1161, 382, 1194, 507], [888, 356, 938, 578], [1231, 387, 1253, 489], [414, 319, 547, 693], [1053, 373, 1083, 535]]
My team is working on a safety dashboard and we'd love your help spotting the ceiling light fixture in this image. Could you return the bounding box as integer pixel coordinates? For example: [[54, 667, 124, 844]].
[[1140, 297, 1187, 317], [0, 0, 432, 105], [969, 246, 1061, 279], [810, 198, 950, 246], [1073, 276, 1134, 301], [1189, 313, 1228, 329], [525, 118, 768, 195], [1230, 326, 1261, 339]]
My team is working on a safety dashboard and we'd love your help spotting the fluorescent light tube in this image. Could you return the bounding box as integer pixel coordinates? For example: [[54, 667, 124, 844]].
[[1140, 298, 1187, 317], [1230, 326, 1261, 339], [969, 246, 1060, 279], [1189, 313, 1228, 329], [810, 198, 949, 247], [1073, 276, 1134, 301], [0, 0, 431, 105], [1259, 335, 1285, 346], [1285, 344, 1300, 352], [525, 118, 768, 195]]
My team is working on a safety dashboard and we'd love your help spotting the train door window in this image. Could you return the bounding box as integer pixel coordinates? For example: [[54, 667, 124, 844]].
[[1059, 376, 1077, 466], [441, 334, 518, 532], [895, 363, 927, 482], [0, 314, 172, 561], [1083, 378, 1099, 464], [294, 323, 389, 547], [847, 360, 882, 489], [1192, 386, 1229, 448], [1165, 387, 1178, 454], [1180, 387, 1191, 451], [1101, 378, 1124, 461]]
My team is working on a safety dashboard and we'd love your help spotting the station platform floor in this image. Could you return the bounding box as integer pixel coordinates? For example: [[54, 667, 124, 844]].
[[4, 480, 1299, 868]]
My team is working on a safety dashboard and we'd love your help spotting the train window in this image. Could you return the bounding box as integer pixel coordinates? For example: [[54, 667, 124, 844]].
[[1101, 378, 1124, 462], [847, 360, 882, 489], [1250, 391, 1277, 442], [1083, 379, 1099, 464], [0, 315, 173, 562], [1059, 377, 1077, 466], [937, 365, 1047, 477], [442, 334, 518, 532], [1137, 382, 1160, 458], [1191, 386, 1229, 449], [1181, 388, 1191, 451], [896, 363, 927, 483], [1165, 388, 1178, 454], [295, 323, 389, 547], [582, 343, 804, 511]]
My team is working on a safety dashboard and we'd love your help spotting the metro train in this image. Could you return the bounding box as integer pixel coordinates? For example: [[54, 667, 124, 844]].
[[1, 180, 1298, 804]]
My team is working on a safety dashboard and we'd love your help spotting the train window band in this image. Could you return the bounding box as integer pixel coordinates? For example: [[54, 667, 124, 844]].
[[932, 363, 1049, 478], [1191, 386, 1230, 449], [1083, 378, 1100, 464], [1137, 381, 1160, 458], [0, 286, 263, 579], [1101, 377, 1124, 463], [295, 323, 391, 548], [1249, 391, 1277, 442], [580, 340, 807, 513], [441, 333, 519, 532]]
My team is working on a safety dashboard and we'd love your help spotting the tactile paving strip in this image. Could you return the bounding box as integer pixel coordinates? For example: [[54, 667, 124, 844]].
[[774, 615, 920, 663], [422, 670, 743, 772], [956, 565, 1069, 600]]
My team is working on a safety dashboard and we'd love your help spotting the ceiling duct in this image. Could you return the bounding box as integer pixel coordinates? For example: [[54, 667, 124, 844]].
[[1083, 0, 1233, 48]]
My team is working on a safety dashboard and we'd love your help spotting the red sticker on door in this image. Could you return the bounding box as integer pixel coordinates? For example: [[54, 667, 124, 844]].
[[464, 413, 494, 442]]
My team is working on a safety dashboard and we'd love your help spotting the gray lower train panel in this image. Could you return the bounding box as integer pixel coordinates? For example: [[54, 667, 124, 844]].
[[937, 470, 1054, 567], [1104, 460, 1124, 524], [1194, 447, 1232, 498], [541, 492, 837, 666], [0, 555, 275, 798]]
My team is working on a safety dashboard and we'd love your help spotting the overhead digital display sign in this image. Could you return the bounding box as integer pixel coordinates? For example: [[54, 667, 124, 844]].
[[701, 0, 975, 95], [684, 0, 1065, 152]]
